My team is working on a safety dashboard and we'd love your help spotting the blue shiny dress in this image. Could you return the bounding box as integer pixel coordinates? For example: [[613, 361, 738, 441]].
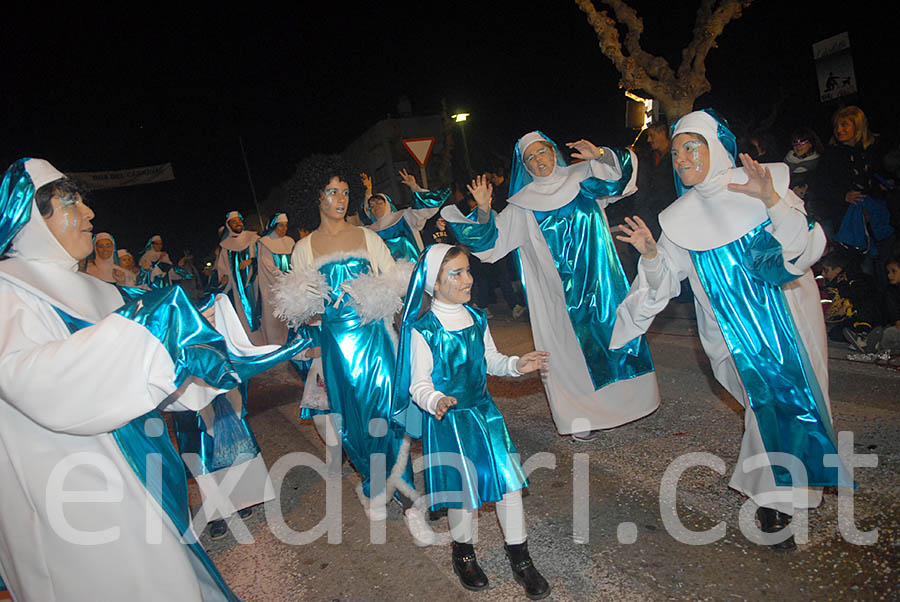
[[302, 255, 413, 497], [412, 306, 528, 511]]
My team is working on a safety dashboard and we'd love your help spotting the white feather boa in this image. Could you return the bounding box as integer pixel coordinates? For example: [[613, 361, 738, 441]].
[[343, 260, 414, 324], [270, 265, 329, 328]]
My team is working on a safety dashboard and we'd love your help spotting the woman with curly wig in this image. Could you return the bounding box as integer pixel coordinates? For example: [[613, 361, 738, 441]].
[[274, 154, 430, 542]]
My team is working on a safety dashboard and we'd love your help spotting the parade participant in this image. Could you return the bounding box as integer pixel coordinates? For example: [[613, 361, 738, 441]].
[[0, 158, 311, 600], [137, 234, 185, 288], [85, 231, 127, 285], [116, 248, 139, 287], [256, 212, 295, 344], [393, 244, 551, 598], [359, 169, 451, 263], [442, 132, 659, 440], [612, 110, 849, 550], [273, 154, 428, 537], [216, 211, 263, 344]]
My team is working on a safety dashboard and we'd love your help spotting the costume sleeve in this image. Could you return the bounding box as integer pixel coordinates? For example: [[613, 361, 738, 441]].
[[0, 286, 182, 435], [214, 246, 233, 292], [405, 188, 451, 230], [610, 233, 692, 350], [258, 243, 277, 278], [441, 204, 529, 264], [363, 227, 397, 275], [409, 329, 446, 416], [483, 323, 520, 377], [764, 189, 827, 275], [585, 148, 639, 210]]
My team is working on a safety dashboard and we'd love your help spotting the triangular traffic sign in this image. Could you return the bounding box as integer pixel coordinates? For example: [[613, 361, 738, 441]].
[[402, 137, 435, 167]]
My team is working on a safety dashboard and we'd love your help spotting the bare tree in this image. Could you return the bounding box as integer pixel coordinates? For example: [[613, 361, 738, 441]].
[[575, 0, 752, 122]]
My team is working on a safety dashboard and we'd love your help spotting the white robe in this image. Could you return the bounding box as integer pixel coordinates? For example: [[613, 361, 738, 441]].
[[0, 266, 236, 601], [443, 154, 660, 434], [216, 232, 262, 345], [256, 234, 295, 345], [611, 191, 829, 514]]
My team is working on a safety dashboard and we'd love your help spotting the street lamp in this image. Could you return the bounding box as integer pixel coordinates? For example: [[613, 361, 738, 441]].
[[451, 112, 473, 176]]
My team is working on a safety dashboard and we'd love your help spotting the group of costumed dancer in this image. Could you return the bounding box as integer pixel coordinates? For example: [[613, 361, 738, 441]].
[[0, 109, 849, 601]]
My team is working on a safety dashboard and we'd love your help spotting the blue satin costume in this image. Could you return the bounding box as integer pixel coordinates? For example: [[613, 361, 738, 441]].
[[301, 255, 414, 498], [225, 246, 261, 331], [689, 221, 843, 487], [410, 307, 528, 511], [367, 189, 450, 263], [449, 151, 653, 390]]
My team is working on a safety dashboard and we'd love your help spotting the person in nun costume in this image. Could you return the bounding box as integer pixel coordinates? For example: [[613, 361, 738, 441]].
[[85, 231, 127, 285], [442, 132, 659, 440], [358, 169, 451, 264], [216, 211, 263, 345], [116, 248, 139, 287], [392, 243, 551, 599], [612, 110, 850, 551], [255, 212, 295, 345], [0, 158, 313, 600]]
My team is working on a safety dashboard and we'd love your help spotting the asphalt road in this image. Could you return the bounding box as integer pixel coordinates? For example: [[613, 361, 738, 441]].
[[199, 306, 899, 602]]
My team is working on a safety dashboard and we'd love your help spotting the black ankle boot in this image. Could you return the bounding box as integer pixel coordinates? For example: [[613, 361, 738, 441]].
[[505, 541, 550, 600], [451, 541, 488, 591], [756, 507, 797, 551]]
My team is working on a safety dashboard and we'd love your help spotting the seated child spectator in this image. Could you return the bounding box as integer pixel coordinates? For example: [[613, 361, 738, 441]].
[[858, 255, 900, 353], [819, 248, 883, 347]]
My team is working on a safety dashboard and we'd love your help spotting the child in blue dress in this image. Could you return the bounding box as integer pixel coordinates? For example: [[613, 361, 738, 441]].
[[394, 243, 551, 599]]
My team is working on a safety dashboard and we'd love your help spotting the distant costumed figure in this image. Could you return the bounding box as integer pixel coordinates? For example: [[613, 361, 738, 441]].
[[256, 212, 295, 344], [85, 231, 128, 285], [216, 211, 263, 345], [359, 169, 451, 264], [442, 132, 659, 436], [612, 110, 850, 550], [137, 234, 191, 289]]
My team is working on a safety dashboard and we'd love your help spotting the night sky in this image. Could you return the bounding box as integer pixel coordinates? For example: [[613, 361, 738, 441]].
[[4, 2, 896, 259]]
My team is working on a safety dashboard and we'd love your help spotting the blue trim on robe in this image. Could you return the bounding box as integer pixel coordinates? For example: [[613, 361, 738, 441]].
[[374, 217, 422, 263], [411, 307, 528, 510], [52, 308, 242, 602], [689, 221, 849, 487], [532, 188, 654, 389], [271, 252, 291, 273], [226, 246, 260, 331]]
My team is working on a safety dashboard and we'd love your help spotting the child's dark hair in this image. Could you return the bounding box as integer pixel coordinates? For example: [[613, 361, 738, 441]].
[[821, 246, 860, 272]]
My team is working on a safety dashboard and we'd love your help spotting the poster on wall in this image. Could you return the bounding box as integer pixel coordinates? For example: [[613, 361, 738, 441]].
[[813, 32, 857, 103]]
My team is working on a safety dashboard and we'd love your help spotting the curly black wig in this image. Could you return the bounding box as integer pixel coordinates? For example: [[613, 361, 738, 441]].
[[282, 153, 365, 232]]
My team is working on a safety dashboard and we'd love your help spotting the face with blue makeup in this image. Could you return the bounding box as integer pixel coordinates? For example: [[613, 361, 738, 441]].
[[433, 252, 473, 305], [522, 141, 556, 177], [671, 133, 710, 188], [44, 192, 95, 260]]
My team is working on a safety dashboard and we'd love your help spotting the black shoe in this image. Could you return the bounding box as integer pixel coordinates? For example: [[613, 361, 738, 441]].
[[451, 541, 488, 591], [505, 541, 551, 600], [208, 519, 228, 540], [429, 507, 449, 522], [756, 507, 797, 551], [238, 506, 254, 519]]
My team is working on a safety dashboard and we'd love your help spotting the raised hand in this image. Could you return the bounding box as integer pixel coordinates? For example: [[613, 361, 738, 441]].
[[399, 168, 426, 193], [565, 139, 605, 161], [434, 395, 457, 420], [728, 153, 780, 208], [616, 216, 658, 259], [360, 172, 373, 196], [516, 350, 550, 374], [466, 174, 493, 209]]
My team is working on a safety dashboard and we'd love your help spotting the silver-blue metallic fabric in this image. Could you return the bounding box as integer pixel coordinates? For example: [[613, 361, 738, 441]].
[[0, 159, 35, 256], [308, 255, 413, 497], [375, 217, 421, 263], [412, 307, 528, 511], [53, 307, 242, 602], [225, 246, 260, 331], [689, 221, 847, 487]]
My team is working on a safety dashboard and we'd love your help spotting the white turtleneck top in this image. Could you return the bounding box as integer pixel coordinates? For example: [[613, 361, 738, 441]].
[[410, 299, 520, 415]]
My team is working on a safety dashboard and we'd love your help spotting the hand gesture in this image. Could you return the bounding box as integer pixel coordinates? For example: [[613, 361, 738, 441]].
[[728, 153, 780, 208], [616, 216, 658, 259], [565, 139, 605, 161], [360, 172, 373, 196], [399, 168, 426, 193], [516, 350, 550, 374], [238, 258, 253, 270], [845, 190, 864, 205], [466, 174, 493, 209], [434, 396, 457, 420], [112, 267, 126, 285]]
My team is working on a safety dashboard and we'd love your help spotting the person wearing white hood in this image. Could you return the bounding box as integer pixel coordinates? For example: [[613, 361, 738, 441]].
[[116, 248, 139, 287], [443, 132, 659, 440], [255, 212, 294, 345], [0, 158, 313, 600], [612, 110, 849, 551], [85, 231, 127, 285], [216, 211, 262, 345]]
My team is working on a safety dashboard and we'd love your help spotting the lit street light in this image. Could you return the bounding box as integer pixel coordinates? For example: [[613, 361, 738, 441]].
[[451, 112, 473, 176]]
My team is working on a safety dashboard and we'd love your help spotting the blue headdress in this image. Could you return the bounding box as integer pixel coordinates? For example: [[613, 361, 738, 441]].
[[508, 131, 568, 198], [391, 243, 454, 439], [261, 212, 288, 237], [670, 108, 738, 198], [0, 159, 36, 256]]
